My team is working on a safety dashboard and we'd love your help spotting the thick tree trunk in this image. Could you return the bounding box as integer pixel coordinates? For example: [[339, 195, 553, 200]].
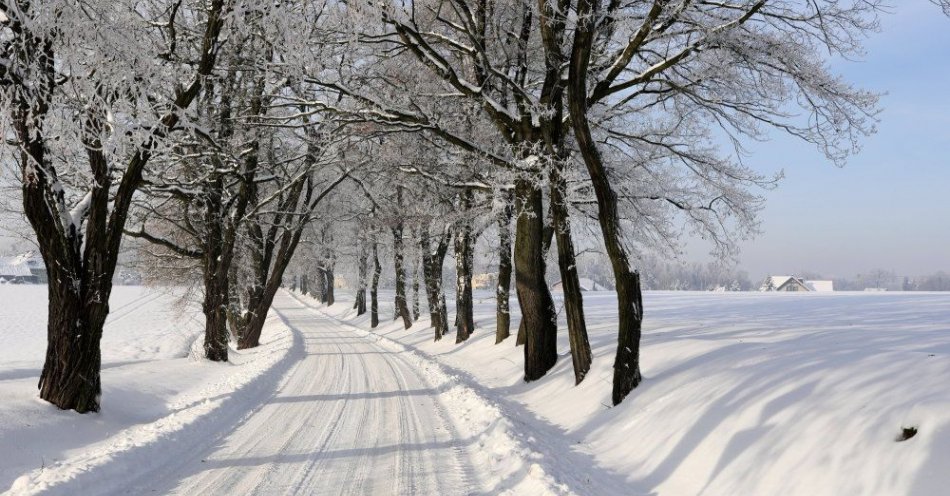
[[202, 277, 230, 363], [495, 191, 514, 344], [516, 208, 554, 347], [38, 279, 108, 413], [237, 232, 301, 349], [454, 190, 475, 343], [392, 221, 413, 329], [550, 167, 592, 384], [569, 0, 644, 404], [421, 227, 450, 340], [371, 240, 382, 328], [514, 179, 558, 381], [198, 162, 249, 362], [234, 177, 308, 350]]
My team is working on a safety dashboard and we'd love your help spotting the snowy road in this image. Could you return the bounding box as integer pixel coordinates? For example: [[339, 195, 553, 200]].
[[141, 293, 476, 495]]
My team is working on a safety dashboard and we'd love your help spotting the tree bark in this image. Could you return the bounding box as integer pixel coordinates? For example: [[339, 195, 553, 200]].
[[324, 263, 335, 306], [237, 225, 304, 349], [313, 266, 326, 303], [355, 236, 368, 315], [392, 215, 413, 329], [411, 245, 421, 322], [514, 179, 558, 381], [495, 191, 514, 344], [38, 279, 107, 414], [569, 0, 644, 404], [550, 166, 592, 384], [454, 190, 476, 343], [201, 174, 233, 362], [371, 239, 382, 328], [320, 225, 336, 306], [421, 226, 450, 340]]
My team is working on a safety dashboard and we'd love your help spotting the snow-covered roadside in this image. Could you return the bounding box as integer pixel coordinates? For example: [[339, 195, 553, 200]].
[[0, 286, 296, 495], [307, 289, 950, 496], [287, 290, 587, 496]]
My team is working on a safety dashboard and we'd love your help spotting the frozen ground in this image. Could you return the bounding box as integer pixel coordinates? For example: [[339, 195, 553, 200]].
[[2, 286, 948, 495], [318, 290, 950, 496]]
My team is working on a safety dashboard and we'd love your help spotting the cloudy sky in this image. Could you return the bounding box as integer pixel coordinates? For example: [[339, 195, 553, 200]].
[[707, 0, 950, 280]]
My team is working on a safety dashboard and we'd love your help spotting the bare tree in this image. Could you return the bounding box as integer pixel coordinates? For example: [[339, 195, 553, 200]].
[[0, 0, 231, 412]]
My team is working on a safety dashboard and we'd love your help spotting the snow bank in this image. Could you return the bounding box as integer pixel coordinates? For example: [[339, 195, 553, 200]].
[[0, 286, 296, 495], [310, 289, 950, 496]]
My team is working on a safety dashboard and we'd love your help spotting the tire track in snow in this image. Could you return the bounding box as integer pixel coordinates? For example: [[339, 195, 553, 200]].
[[152, 294, 475, 495]]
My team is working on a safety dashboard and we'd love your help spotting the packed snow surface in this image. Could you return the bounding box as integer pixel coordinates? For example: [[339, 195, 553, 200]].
[[320, 290, 950, 496], [1, 286, 948, 495]]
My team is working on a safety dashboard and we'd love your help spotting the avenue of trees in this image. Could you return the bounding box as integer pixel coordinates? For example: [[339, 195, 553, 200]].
[[1, 0, 884, 413]]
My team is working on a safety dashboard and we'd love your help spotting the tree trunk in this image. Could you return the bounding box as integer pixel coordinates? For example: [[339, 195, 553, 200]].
[[392, 220, 413, 328], [411, 247, 421, 322], [516, 206, 553, 348], [38, 279, 108, 413], [320, 225, 336, 306], [550, 166, 592, 384], [299, 273, 309, 296], [371, 240, 382, 328], [355, 237, 368, 315], [569, 0, 644, 404], [324, 264, 335, 306], [202, 277, 230, 363], [234, 175, 309, 350], [313, 266, 326, 303], [237, 227, 303, 349], [201, 184, 231, 362], [421, 226, 450, 340], [514, 179, 558, 381], [495, 191, 514, 344], [454, 190, 475, 343]]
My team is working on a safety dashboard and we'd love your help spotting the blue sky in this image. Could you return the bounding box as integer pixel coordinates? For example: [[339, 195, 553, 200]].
[[702, 0, 950, 280]]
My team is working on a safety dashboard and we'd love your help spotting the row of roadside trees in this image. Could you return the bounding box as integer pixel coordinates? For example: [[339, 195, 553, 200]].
[[1, 0, 888, 413]]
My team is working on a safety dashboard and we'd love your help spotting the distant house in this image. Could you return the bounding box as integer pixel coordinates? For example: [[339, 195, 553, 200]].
[[472, 272, 498, 290], [0, 252, 46, 284], [0, 259, 34, 284], [760, 276, 834, 292], [552, 277, 610, 292]]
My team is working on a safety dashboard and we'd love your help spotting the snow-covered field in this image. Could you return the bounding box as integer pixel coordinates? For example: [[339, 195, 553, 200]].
[[316, 290, 950, 496], [0, 286, 294, 494], [2, 286, 948, 495]]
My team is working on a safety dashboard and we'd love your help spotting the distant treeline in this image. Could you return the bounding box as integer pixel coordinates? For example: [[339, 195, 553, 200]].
[[574, 255, 754, 292], [828, 270, 950, 292]]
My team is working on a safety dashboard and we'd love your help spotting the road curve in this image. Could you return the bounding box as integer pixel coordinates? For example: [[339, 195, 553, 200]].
[[148, 293, 476, 495]]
